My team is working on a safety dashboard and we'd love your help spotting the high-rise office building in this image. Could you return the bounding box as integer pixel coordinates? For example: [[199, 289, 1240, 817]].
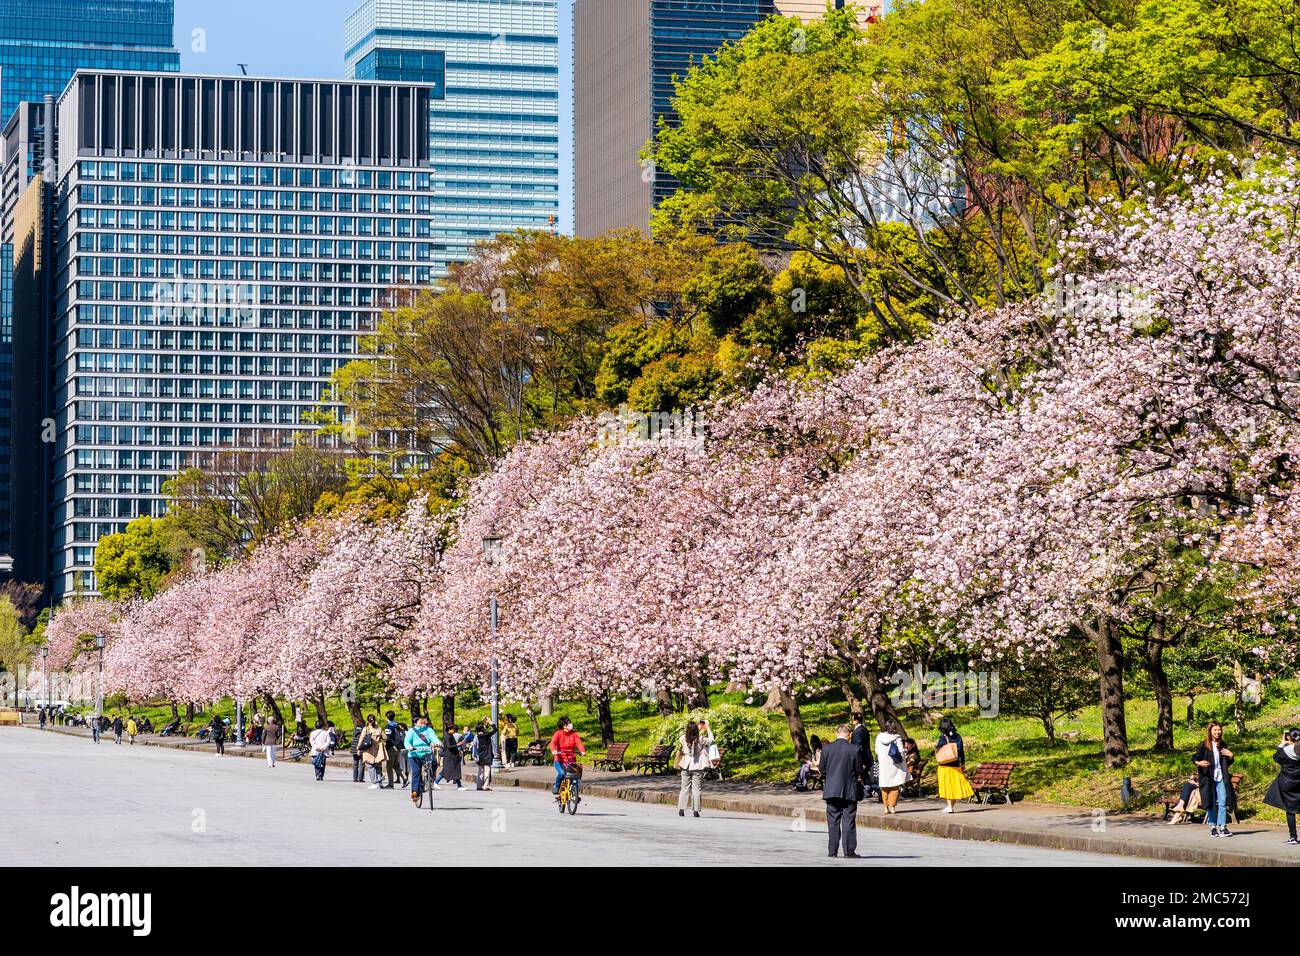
[[37, 70, 438, 597], [0, 0, 180, 576], [574, 0, 880, 237], [344, 0, 560, 275]]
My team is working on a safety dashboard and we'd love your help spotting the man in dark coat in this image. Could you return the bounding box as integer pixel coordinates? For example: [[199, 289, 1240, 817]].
[[819, 724, 863, 858]]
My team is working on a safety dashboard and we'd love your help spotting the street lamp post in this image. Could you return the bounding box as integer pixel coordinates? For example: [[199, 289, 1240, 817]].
[[483, 533, 504, 771], [94, 635, 106, 726], [40, 647, 49, 719]]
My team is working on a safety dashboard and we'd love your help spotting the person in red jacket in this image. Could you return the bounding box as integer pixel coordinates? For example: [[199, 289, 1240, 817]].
[[547, 717, 586, 796]]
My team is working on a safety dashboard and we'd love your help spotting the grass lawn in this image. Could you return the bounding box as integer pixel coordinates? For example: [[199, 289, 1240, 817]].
[[97, 680, 1300, 822]]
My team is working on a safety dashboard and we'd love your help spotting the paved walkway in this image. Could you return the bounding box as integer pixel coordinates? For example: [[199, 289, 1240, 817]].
[[4, 727, 1154, 866], [33, 723, 1299, 866]]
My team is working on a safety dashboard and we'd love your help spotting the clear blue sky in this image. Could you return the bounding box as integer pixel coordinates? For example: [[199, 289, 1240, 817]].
[[173, 0, 575, 232]]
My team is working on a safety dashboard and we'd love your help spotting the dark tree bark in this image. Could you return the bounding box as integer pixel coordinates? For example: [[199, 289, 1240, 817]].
[[685, 672, 709, 710], [525, 702, 541, 742], [262, 693, 283, 726], [407, 693, 422, 722], [840, 681, 864, 722], [184, 702, 195, 722], [654, 686, 675, 718], [776, 687, 811, 763], [1084, 619, 1129, 768], [844, 645, 905, 736], [344, 693, 365, 728], [1142, 639, 1174, 751], [170, 700, 179, 719], [312, 690, 329, 727], [597, 692, 615, 746], [442, 694, 456, 732]]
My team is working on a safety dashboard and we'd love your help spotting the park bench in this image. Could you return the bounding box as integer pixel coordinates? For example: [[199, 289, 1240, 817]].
[[902, 758, 927, 798], [1159, 773, 1245, 824], [967, 761, 1016, 804], [592, 742, 630, 771], [632, 744, 674, 775], [519, 740, 548, 766]]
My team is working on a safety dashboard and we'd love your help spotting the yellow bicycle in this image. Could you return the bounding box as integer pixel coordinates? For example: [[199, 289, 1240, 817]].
[[556, 763, 582, 815]]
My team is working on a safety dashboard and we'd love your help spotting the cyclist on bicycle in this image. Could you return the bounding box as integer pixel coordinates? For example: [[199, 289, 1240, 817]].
[[403, 715, 441, 805], [547, 717, 586, 800]]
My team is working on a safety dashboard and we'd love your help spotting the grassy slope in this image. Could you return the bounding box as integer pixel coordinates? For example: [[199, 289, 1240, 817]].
[[100, 681, 1300, 822]]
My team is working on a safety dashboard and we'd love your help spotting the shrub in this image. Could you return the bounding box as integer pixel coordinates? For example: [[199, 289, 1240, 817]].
[[650, 704, 782, 755]]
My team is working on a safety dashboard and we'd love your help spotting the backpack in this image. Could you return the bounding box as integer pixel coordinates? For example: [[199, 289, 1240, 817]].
[[385, 723, 403, 749]]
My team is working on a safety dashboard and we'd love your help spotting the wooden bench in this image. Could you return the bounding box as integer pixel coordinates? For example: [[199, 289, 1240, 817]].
[[632, 744, 674, 775], [592, 742, 630, 771], [1159, 773, 1245, 824], [967, 761, 1016, 804], [519, 740, 548, 766]]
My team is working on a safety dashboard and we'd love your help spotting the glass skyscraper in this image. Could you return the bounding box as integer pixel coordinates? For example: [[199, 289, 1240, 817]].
[[344, 0, 560, 275], [44, 71, 438, 597], [0, 0, 179, 573]]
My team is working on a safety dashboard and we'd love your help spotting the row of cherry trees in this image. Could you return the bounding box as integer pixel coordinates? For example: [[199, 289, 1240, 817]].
[[46, 171, 1300, 765]]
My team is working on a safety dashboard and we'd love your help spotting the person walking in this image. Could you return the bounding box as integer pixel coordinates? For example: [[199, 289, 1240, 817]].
[[502, 714, 519, 768], [210, 715, 226, 756], [820, 724, 863, 858], [383, 711, 405, 789], [438, 724, 465, 790], [677, 718, 716, 818], [349, 720, 367, 783], [1195, 721, 1238, 837], [263, 716, 282, 768], [125, 715, 138, 745], [90, 713, 101, 744], [112, 713, 123, 745], [935, 716, 973, 812], [875, 726, 910, 814], [475, 719, 497, 791], [361, 714, 386, 789], [38, 707, 46, 730], [1264, 728, 1300, 846], [404, 715, 440, 804], [309, 720, 331, 781]]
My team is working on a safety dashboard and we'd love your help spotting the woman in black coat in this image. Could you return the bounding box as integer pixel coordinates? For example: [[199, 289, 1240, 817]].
[[1192, 721, 1236, 837], [1264, 728, 1300, 846], [436, 725, 464, 790]]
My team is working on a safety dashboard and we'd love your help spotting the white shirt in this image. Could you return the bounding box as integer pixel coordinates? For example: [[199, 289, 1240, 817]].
[[310, 729, 331, 754], [1211, 743, 1223, 782]]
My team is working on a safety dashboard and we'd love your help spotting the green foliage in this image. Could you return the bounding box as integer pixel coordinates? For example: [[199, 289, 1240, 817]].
[[650, 703, 783, 755], [93, 515, 194, 600], [626, 352, 721, 413]]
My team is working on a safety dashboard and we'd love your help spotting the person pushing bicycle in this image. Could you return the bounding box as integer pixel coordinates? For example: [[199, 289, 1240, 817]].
[[404, 715, 440, 806]]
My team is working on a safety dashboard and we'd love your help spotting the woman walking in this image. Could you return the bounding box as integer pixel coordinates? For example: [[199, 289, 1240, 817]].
[[1193, 721, 1237, 837], [361, 714, 386, 789], [935, 716, 973, 812], [475, 719, 497, 791], [677, 719, 716, 818], [125, 715, 138, 745], [210, 715, 226, 756], [1264, 728, 1300, 846], [309, 720, 331, 781], [437, 725, 465, 790], [263, 716, 282, 768], [875, 726, 910, 813]]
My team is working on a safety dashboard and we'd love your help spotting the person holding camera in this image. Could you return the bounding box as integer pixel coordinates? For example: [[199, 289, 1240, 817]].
[[1264, 727, 1300, 846], [677, 719, 717, 818]]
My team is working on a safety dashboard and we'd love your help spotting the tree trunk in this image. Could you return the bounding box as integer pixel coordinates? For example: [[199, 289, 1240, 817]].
[[262, 693, 283, 726], [840, 681, 864, 722], [1232, 661, 1247, 736], [406, 693, 422, 722], [313, 690, 329, 727], [597, 693, 615, 747], [539, 694, 553, 717], [1041, 708, 1055, 744], [184, 702, 195, 722], [654, 686, 675, 718], [1143, 639, 1174, 750], [760, 686, 783, 712], [849, 649, 905, 736], [525, 702, 541, 742], [776, 686, 811, 762], [442, 694, 455, 732], [344, 693, 364, 728], [685, 672, 709, 710], [170, 700, 179, 719], [1086, 620, 1129, 768], [1185, 693, 1197, 729]]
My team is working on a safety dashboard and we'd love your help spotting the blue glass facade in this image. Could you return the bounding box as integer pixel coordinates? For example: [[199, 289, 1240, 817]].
[[344, 0, 561, 274], [0, 0, 179, 570], [49, 72, 437, 597]]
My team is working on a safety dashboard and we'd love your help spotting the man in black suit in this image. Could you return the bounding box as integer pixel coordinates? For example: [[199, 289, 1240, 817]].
[[820, 724, 863, 858]]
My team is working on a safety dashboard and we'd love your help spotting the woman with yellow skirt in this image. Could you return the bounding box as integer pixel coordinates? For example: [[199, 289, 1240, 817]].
[[935, 715, 974, 812]]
